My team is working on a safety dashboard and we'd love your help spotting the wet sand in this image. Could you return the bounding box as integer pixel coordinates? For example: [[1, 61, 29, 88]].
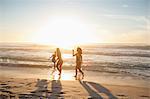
[[0, 66, 150, 98]]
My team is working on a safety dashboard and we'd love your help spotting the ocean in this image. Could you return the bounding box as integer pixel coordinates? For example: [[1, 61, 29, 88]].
[[0, 43, 150, 79]]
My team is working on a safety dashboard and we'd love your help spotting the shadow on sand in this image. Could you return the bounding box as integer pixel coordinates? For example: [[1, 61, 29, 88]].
[[18, 79, 63, 98], [18, 79, 116, 98], [19, 79, 50, 98], [50, 80, 63, 98], [79, 80, 117, 99]]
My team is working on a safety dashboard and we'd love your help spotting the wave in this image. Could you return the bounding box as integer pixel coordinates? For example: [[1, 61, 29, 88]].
[[0, 43, 150, 79], [84, 51, 150, 57], [1, 44, 150, 58], [1, 62, 149, 79], [0, 56, 48, 62], [82, 44, 150, 50], [0, 63, 47, 68]]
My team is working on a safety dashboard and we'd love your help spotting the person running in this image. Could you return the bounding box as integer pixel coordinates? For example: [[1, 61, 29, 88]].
[[56, 48, 63, 76], [49, 51, 56, 70], [72, 47, 84, 79]]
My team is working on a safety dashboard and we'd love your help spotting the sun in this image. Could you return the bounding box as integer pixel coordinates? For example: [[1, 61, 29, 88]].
[[31, 16, 96, 49]]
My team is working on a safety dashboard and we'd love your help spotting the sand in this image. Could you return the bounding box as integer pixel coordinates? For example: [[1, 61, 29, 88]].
[[0, 77, 149, 99], [0, 66, 150, 99]]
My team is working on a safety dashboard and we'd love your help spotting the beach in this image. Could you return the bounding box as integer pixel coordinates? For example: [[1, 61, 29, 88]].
[[1, 0, 150, 98], [0, 43, 150, 98], [0, 66, 150, 99]]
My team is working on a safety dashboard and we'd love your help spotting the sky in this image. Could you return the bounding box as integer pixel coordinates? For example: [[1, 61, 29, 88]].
[[0, 0, 149, 45]]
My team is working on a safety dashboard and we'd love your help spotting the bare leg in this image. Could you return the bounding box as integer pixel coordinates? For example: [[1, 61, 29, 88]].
[[74, 66, 77, 77], [59, 63, 62, 75], [56, 63, 60, 72], [79, 68, 84, 79], [54, 62, 56, 70], [50, 63, 55, 75]]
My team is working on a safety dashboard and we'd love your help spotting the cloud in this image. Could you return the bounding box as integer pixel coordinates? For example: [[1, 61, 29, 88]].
[[122, 4, 129, 8], [101, 14, 148, 30], [103, 14, 148, 22]]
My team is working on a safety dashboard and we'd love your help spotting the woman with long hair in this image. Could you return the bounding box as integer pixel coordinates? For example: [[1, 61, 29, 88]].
[[56, 48, 63, 76], [72, 47, 84, 79]]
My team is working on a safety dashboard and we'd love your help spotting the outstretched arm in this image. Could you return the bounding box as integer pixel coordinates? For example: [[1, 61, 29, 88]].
[[48, 56, 51, 60], [49, 54, 53, 60]]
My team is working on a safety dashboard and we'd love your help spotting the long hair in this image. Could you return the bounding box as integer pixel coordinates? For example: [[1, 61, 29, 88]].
[[77, 47, 82, 54], [56, 48, 62, 59]]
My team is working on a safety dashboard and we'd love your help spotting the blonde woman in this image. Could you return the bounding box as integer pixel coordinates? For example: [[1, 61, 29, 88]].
[[56, 48, 63, 76]]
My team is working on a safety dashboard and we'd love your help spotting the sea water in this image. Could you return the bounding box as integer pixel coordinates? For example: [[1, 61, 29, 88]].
[[0, 43, 150, 79]]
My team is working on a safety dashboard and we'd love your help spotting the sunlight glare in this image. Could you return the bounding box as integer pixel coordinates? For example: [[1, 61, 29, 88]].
[[31, 16, 96, 49]]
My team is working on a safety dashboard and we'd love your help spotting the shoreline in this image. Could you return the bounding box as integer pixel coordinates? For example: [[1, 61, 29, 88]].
[[0, 65, 149, 88], [1, 63, 149, 80], [0, 77, 149, 99]]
